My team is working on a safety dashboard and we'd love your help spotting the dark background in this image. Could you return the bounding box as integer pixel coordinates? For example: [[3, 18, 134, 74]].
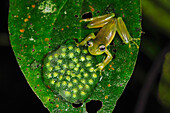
[[1, 0, 170, 113]]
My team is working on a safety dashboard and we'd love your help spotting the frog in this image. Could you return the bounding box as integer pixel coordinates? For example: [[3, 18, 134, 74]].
[[76, 13, 140, 71]]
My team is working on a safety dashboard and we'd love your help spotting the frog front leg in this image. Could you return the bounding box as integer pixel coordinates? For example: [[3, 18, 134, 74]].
[[116, 17, 140, 48], [96, 48, 113, 71], [76, 33, 96, 46]]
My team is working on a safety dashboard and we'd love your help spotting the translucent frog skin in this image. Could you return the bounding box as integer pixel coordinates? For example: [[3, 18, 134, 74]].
[[77, 13, 140, 71]]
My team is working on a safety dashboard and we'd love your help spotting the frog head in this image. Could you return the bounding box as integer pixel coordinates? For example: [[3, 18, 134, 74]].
[[87, 40, 106, 55]]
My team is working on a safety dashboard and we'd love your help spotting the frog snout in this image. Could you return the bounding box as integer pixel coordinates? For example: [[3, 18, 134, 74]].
[[88, 47, 96, 55]]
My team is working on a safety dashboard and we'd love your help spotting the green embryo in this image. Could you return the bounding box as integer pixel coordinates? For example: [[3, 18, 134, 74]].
[[42, 43, 100, 104]]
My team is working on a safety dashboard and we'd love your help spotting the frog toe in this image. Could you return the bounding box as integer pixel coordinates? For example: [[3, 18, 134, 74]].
[[75, 42, 80, 47], [96, 63, 104, 71]]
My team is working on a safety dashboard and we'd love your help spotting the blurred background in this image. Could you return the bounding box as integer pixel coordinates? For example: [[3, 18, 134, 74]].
[[0, 0, 170, 113]]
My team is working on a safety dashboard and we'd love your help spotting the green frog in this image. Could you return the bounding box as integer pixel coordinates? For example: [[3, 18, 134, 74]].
[[77, 13, 140, 70]]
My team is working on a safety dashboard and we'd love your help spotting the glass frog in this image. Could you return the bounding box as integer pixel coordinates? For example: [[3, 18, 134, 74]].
[[77, 13, 140, 70]]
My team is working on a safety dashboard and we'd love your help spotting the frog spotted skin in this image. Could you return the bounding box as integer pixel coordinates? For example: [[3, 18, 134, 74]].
[[77, 13, 140, 71], [43, 44, 100, 104]]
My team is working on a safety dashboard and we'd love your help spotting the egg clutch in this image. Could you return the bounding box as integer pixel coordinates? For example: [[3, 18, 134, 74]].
[[42, 44, 100, 104]]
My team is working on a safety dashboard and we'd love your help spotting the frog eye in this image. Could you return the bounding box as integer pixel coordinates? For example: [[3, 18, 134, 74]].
[[87, 41, 93, 47], [99, 45, 105, 51]]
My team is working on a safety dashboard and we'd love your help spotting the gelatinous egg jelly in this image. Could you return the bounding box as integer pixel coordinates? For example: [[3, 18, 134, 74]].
[[43, 44, 100, 104]]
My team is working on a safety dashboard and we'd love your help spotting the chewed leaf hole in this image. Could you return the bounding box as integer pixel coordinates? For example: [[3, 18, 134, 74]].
[[86, 100, 102, 113], [112, 49, 117, 53], [72, 103, 83, 108], [82, 12, 92, 19], [113, 54, 116, 59], [73, 38, 78, 42], [74, 14, 78, 18]]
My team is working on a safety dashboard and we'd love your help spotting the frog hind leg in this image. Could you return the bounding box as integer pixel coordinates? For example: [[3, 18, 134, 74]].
[[76, 33, 96, 46], [116, 17, 140, 48], [80, 13, 115, 28]]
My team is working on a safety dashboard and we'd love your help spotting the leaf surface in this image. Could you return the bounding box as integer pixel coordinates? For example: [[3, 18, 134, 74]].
[[8, 0, 141, 112]]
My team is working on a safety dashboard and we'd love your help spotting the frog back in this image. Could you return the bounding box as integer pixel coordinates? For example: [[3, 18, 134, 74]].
[[95, 18, 117, 47]]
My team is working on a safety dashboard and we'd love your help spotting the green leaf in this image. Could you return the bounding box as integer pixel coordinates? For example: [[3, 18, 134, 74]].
[[8, 0, 141, 112]]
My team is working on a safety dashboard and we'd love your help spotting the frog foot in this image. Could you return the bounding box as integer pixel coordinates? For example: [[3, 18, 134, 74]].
[[129, 38, 140, 49], [96, 63, 105, 71], [75, 42, 80, 47]]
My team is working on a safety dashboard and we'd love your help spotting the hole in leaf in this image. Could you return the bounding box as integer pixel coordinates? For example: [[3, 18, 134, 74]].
[[86, 100, 102, 113], [73, 38, 78, 42], [74, 14, 78, 18], [113, 54, 116, 59], [112, 49, 117, 52], [72, 103, 83, 108], [82, 12, 92, 19]]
